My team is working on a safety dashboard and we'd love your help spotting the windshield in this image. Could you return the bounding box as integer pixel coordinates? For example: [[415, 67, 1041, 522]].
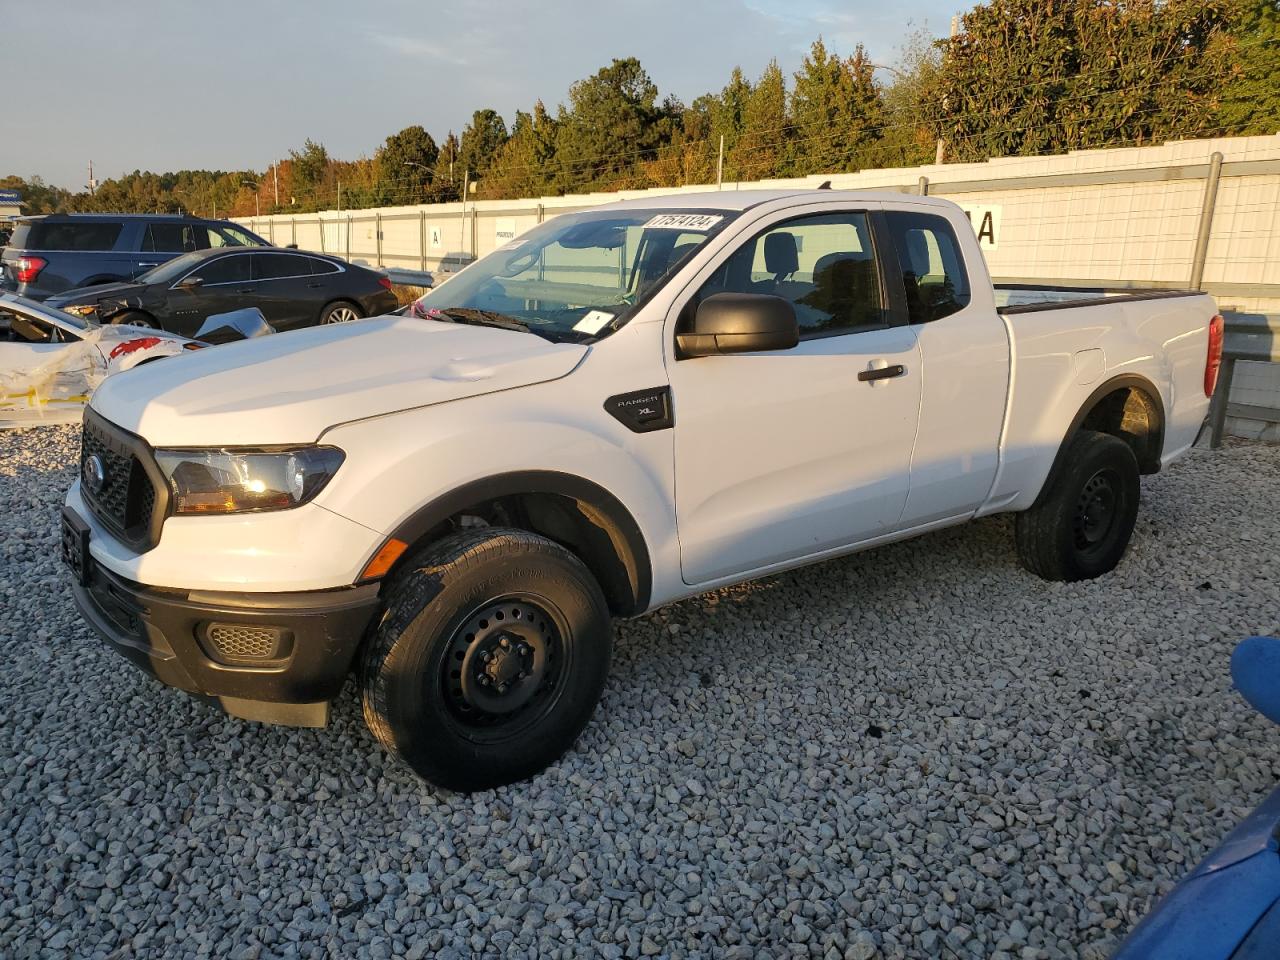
[[137, 251, 204, 285], [410, 208, 737, 342]]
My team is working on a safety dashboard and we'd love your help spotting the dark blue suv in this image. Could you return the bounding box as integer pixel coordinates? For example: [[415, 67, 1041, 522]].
[[0, 214, 270, 300]]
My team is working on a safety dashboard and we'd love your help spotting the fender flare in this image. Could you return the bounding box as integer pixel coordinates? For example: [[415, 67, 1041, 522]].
[[385, 470, 652, 615], [1037, 373, 1166, 505]]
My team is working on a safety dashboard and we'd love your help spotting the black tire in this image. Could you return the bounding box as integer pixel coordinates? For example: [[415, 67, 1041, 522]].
[[319, 300, 362, 325], [110, 310, 156, 329], [361, 527, 612, 791], [1015, 429, 1141, 582]]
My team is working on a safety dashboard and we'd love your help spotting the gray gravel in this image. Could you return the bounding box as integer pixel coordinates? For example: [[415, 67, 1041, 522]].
[[1, 425, 1277, 960]]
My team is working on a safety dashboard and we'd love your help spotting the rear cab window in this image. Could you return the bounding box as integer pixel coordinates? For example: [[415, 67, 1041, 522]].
[[10, 221, 124, 251], [883, 212, 970, 324]]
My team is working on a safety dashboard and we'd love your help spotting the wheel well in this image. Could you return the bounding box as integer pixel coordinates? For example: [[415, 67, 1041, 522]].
[[385, 474, 652, 617], [322, 298, 360, 318], [1078, 383, 1164, 474]]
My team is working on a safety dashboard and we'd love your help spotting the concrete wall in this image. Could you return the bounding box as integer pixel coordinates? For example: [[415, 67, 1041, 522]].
[[239, 134, 1280, 435]]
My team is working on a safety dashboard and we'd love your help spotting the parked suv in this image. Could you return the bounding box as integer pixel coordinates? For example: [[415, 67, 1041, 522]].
[[0, 214, 269, 300]]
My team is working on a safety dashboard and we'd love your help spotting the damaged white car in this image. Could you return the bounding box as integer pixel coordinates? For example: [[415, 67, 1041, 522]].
[[0, 292, 233, 428]]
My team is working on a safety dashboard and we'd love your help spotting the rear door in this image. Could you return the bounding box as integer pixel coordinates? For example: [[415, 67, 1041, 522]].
[[667, 204, 924, 585], [882, 208, 1010, 527], [135, 222, 198, 279], [250, 252, 320, 329]]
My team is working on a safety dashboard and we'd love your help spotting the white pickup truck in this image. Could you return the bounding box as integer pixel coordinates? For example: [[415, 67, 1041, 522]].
[[61, 190, 1223, 790]]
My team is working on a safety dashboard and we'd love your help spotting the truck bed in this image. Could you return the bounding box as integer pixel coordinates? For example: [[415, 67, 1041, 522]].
[[995, 284, 1203, 314]]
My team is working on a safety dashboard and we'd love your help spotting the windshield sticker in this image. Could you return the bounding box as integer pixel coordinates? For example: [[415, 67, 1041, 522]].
[[642, 214, 724, 231], [572, 310, 615, 335]]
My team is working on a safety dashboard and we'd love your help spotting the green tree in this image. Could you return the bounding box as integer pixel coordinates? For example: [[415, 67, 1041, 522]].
[[289, 139, 331, 206], [553, 58, 670, 191], [788, 39, 885, 176], [432, 132, 462, 201], [376, 125, 440, 204], [0, 175, 72, 213], [459, 109, 509, 181], [482, 102, 559, 199], [1216, 0, 1280, 134], [730, 60, 789, 182], [929, 0, 1234, 163]]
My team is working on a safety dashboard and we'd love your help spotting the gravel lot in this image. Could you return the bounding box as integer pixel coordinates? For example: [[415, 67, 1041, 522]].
[[1, 426, 1277, 960]]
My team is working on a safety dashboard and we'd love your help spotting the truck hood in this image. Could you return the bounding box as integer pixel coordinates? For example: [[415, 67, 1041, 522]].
[[90, 316, 588, 446]]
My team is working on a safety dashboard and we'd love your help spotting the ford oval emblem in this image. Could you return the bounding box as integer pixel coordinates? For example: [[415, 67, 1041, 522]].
[[83, 454, 106, 495]]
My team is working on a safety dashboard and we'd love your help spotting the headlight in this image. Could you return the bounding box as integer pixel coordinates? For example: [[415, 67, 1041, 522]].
[[154, 446, 345, 515], [63, 304, 98, 317]]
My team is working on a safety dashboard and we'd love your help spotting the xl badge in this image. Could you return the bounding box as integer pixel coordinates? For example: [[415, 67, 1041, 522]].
[[83, 454, 106, 495]]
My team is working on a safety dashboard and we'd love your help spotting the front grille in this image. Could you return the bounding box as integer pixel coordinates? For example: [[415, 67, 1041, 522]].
[[204, 624, 288, 663], [80, 411, 163, 548]]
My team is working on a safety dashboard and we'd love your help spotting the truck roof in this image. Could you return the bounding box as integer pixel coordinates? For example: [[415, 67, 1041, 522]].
[[597, 188, 954, 212]]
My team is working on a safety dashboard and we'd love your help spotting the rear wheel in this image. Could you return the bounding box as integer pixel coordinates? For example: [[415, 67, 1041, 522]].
[[1015, 429, 1141, 582], [320, 300, 362, 324], [110, 311, 155, 329], [361, 528, 612, 791]]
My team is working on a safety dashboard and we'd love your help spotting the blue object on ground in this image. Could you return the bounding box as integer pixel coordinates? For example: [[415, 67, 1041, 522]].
[[1111, 637, 1280, 959], [1232, 635, 1280, 725]]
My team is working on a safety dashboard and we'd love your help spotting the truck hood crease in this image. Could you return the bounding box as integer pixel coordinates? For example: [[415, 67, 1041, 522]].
[[89, 316, 588, 445]]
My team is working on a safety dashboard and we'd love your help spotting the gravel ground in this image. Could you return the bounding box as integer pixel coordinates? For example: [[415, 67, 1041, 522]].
[[1, 426, 1277, 960]]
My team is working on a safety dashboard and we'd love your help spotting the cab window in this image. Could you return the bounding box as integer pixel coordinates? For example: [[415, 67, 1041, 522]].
[[192, 254, 252, 285], [695, 212, 886, 337]]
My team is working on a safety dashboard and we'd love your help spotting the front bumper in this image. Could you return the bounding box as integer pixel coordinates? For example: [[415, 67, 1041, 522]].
[[69, 543, 382, 727]]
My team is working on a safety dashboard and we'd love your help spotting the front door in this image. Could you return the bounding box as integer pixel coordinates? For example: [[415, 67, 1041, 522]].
[[669, 207, 923, 585], [167, 252, 255, 336]]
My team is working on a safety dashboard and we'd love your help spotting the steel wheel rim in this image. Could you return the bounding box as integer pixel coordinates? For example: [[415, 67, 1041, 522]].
[[326, 306, 358, 323], [1073, 468, 1120, 551], [439, 596, 568, 741]]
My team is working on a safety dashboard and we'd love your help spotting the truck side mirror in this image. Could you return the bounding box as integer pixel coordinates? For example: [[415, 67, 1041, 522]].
[[676, 292, 799, 358]]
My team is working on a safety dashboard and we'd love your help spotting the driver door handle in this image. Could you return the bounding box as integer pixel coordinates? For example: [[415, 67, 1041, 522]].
[[857, 363, 906, 382], [236, 287, 255, 294]]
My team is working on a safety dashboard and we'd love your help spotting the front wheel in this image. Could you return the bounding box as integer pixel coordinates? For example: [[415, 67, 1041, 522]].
[[1015, 429, 1141, 582], [320, 300, 362, 324], [361, 528, 612, 791]]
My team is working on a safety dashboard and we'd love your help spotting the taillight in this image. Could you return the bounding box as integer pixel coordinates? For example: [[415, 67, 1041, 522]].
[[15, 256, 47, 284], [1204, 314, 1225, 397], [378, 276, 393, 291]]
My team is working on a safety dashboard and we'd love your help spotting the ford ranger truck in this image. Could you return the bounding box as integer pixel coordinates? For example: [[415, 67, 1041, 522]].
[[61, 191, 1224, 791]]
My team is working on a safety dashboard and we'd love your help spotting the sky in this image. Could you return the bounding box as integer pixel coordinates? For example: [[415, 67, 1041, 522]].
[[5, 0, 964, 191]]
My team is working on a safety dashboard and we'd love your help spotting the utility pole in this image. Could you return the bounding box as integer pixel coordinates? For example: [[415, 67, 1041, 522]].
[[716, 135, 724, 190], [273, 164, 279, 209], [936, 15, 960, 165], [87, 159, 98, 195], [460, 169, 470, 263], [337, 177, 342, 215]]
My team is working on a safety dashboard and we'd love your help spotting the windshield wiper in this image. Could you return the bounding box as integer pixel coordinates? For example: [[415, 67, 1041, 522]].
[[431, 307, 533, 334]]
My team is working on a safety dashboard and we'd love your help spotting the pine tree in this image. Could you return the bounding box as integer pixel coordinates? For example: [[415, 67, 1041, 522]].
[[731, 60, 788, 182]]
